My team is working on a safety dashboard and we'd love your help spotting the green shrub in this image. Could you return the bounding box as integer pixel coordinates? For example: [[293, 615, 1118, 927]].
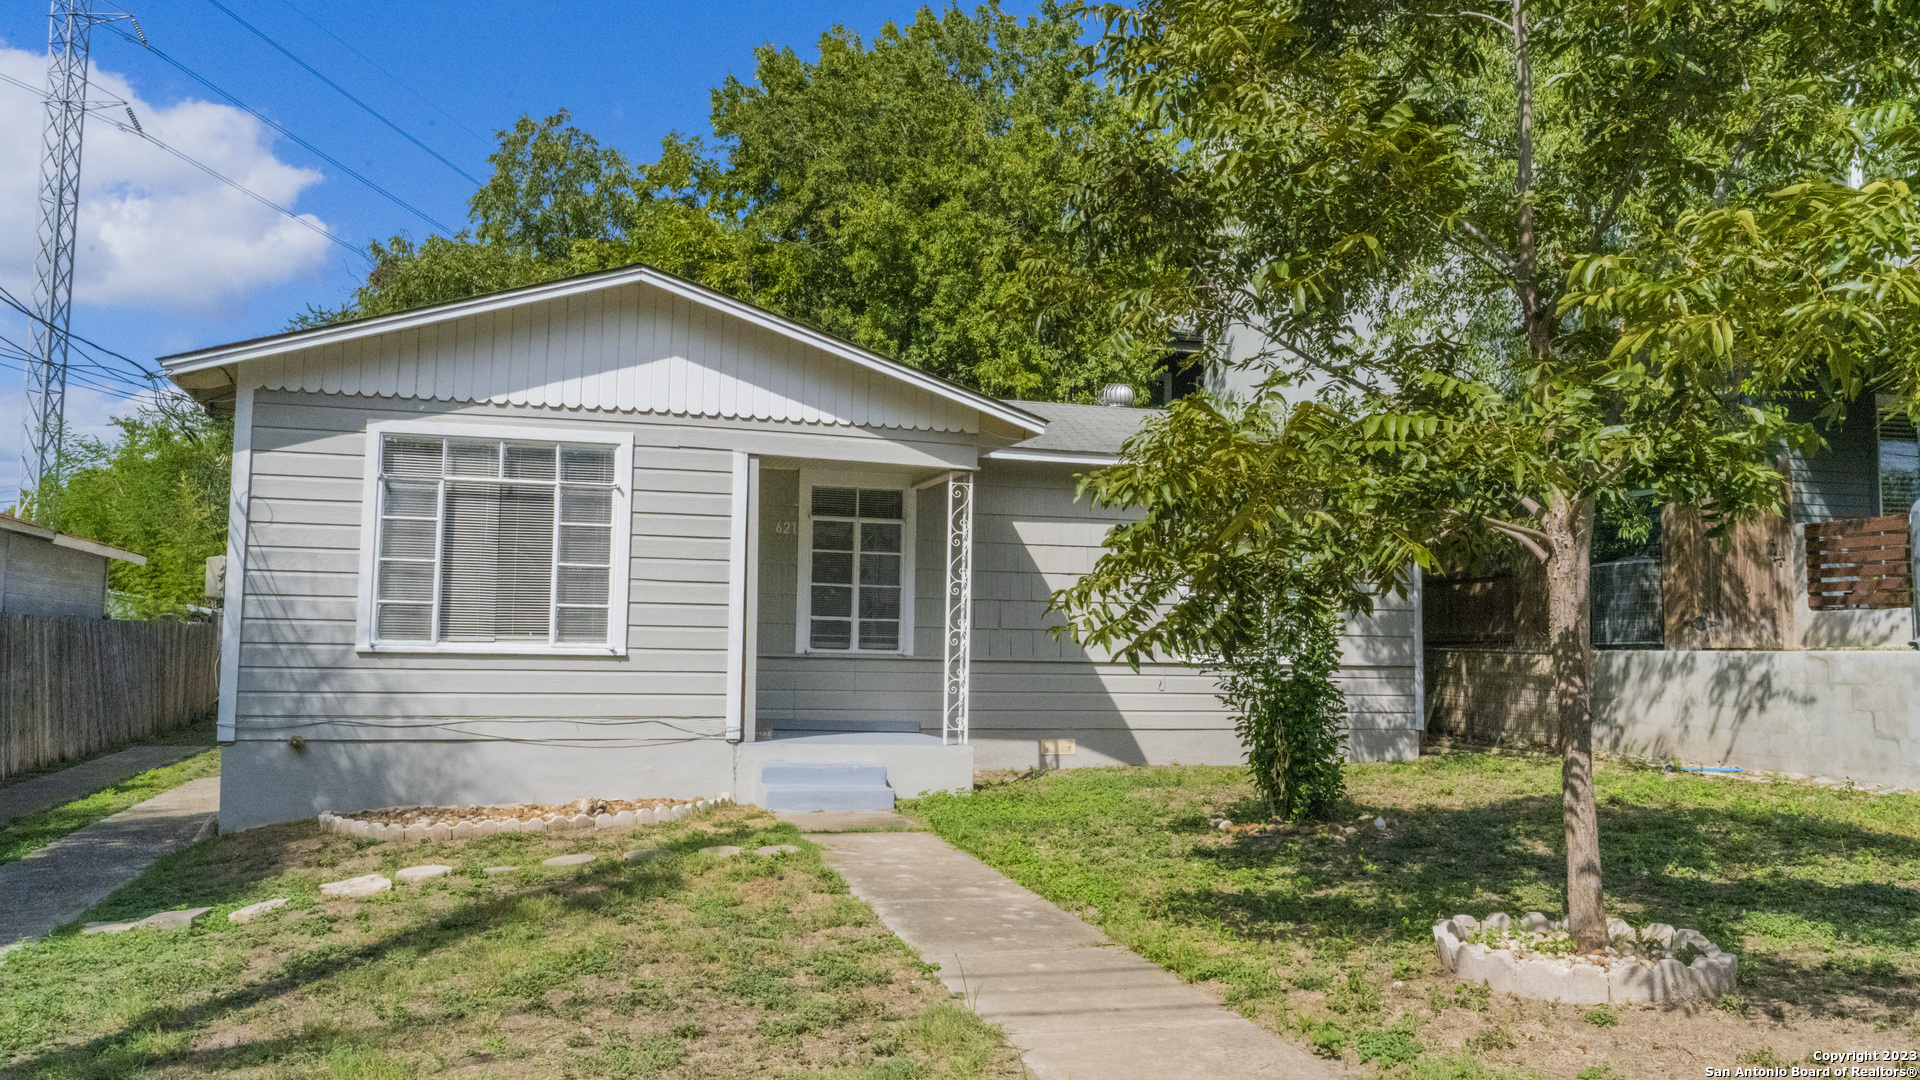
[[1211, 595, 1349, 822]]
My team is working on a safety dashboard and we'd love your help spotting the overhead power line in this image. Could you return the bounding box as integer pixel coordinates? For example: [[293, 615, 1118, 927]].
[[0, 69, 369, 264], [0, 362, 150, 402], [98, 114, 371, 260], [109, 27, 457, 233], [0, 285, 163, 390], [202, 0, 483, 186], [267, 0, 491, 146]]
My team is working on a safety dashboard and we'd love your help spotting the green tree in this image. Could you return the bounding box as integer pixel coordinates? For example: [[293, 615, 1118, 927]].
[[706, 2, 1147, 397], [1053, 0, 1920, 948], [296, 4, 1156, 401], [50, 399, 232, 618]]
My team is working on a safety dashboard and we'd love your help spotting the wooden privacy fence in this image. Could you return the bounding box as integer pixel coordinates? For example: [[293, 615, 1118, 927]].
[[0, 614, 220, 779], [1806, 514, 1914, 610]]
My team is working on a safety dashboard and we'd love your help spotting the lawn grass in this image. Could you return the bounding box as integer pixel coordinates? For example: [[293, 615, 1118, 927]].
[[0, 805, 1021, 1080], [903, 753, 1920, 1078], [0, 749, 221, 868]]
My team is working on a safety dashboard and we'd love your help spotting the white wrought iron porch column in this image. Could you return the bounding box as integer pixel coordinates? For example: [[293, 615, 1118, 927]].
[[941, 471, 974, 744]]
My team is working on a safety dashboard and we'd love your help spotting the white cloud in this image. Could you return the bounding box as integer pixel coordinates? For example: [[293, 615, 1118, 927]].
[[0, 46, 335, 316]]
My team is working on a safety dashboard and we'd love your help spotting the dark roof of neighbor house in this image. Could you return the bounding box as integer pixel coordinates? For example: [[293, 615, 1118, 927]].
[[996, 400, 1158, 460], [0, 513, 147, 564]]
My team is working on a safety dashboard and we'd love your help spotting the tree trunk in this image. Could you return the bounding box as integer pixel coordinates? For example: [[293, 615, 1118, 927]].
[[1543, 488, 1607, 951]]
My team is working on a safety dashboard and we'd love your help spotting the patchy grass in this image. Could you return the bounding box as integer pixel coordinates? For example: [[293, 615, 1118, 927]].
[[904, 754, 1920, 1078], [0, 805, 1021, 1080], [0, 749, 220, 867]]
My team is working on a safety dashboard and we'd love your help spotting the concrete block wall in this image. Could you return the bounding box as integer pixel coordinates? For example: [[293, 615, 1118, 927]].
[[1428, 646, 1920, 789], [1595, 650, 1920, 788]]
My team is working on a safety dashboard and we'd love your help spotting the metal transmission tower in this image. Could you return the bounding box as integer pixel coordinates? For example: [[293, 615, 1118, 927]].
[[21, 1, 133, 523]]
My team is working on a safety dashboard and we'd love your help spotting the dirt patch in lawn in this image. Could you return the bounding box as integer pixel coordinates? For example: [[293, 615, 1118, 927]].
[[0, 805, 1023, 1080]]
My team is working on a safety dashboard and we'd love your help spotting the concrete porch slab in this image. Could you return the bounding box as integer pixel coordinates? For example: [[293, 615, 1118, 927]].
[[736, 734, 971, 808]]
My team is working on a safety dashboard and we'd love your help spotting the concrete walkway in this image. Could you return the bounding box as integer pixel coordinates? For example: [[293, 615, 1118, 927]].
[[805, 825, 1338, 1080], [0, 775, 220, 951], [0, 744, 210, 825]]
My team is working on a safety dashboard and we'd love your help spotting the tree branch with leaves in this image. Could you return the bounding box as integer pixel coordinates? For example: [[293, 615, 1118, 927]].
[[1050, 0, 1920, 950]]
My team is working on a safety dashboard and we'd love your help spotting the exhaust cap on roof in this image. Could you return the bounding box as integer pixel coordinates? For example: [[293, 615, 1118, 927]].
[[1098, 383, 1136, 408]]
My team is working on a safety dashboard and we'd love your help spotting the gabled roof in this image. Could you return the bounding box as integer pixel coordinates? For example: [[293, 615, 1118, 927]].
[[161, 262, 1046, 436], [0, 513, 147, 564], [986, 400, 1157, 465]]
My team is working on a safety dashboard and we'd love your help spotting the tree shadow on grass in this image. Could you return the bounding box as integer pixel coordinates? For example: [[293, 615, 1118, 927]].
[[1149, 794, 1920, 1016], [0, 815, 807, 1079]]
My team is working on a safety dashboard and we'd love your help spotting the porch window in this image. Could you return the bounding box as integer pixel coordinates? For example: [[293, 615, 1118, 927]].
[[358, 427, 631, 653], [806, 485, 908, 652]]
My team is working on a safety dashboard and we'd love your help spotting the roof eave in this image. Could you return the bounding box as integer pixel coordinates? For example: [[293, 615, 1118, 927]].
[[984, 448, 1121, 467], [0, 515, 147, 564]]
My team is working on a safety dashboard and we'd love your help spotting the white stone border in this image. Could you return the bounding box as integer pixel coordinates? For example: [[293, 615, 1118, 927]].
[[317, 794, 734, 843], [1433, 912, 1737, 1004]]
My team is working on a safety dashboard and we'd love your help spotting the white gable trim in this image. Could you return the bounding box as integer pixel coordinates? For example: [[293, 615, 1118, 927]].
[[160, 264, 1045, 436], [984, 448, 1120, 466]]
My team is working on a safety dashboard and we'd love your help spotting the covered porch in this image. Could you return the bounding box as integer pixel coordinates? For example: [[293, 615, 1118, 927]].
[[725, 455, 980, 809]]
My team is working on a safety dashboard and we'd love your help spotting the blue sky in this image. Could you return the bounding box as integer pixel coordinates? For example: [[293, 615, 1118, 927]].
[[0, 0, 1046, 493]]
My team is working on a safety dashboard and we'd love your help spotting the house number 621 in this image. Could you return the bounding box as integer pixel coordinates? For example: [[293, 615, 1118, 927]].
[[774, 521, 795, 534]]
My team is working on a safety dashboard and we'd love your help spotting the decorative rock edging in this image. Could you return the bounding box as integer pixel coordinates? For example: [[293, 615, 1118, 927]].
[[1434, 912, 1737, 1004], [316, 794, 735, 843]]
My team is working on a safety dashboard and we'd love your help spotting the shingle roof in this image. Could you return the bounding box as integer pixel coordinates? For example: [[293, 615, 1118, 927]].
[[999, 400, 1158, 457]]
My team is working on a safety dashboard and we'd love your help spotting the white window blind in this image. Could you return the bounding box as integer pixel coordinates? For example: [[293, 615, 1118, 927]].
[[373, 434, 618, 647], [809, 485, 904, 651]]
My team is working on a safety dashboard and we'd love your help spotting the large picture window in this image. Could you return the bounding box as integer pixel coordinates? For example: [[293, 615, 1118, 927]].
[[357, 425, 630, 653], [805, 484, 911, 652]]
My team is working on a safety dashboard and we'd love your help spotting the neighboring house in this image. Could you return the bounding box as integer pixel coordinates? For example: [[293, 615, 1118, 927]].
[[161, 264, 1424, 831], [1423, 394, 1920, 788], [0, 513, 146, 618]]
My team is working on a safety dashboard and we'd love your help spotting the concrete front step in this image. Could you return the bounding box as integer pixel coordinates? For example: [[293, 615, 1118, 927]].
[[762, 782, 895, 812], [735, 734, 972, 810], [761, 763, 888, 787], [760, 762, 895, 811]]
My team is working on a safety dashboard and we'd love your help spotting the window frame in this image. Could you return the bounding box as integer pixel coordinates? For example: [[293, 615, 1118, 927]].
[[354, 419, 634, 656], [795, 469, 916, 656]]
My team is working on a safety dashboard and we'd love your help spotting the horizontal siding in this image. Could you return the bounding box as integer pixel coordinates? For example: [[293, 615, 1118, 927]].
[[249, 280, 979, 433], [237, 391, 741, 741], [755, 458, 1420, 747], [757, 656, 1416, 744], [1788, 397, 1878, 523], [238, 390, 1419, 759]]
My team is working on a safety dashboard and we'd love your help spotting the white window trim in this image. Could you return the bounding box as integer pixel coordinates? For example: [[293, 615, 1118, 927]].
[[354, 418, 634, 655], [796, 468, 916, 656]]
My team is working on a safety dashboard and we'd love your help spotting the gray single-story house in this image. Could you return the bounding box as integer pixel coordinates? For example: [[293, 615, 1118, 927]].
[[0, 512, 146, 618], [162, 264, 1422, 831]]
